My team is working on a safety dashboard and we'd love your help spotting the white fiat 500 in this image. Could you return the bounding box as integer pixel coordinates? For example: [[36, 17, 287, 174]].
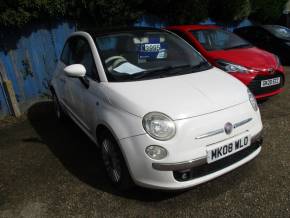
[[50, 27, 263, 190]]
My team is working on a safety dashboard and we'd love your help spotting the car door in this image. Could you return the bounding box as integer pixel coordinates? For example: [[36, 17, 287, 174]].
[[55, 38, 73, 106], [75, 38, 103, 134], [65, 36, 102, 135]]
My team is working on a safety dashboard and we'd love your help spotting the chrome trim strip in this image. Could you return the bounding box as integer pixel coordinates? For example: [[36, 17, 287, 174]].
[[195, 129, 224, 139], [234, 118, 253, 129], [206, 130, 249, 147], [195, 118, 253, 140], [152, 156, 207, 171]]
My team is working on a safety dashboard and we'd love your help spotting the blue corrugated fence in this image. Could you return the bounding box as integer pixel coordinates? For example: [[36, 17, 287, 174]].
[[0, 21, 75, 117], [0, 76, 10, 118]]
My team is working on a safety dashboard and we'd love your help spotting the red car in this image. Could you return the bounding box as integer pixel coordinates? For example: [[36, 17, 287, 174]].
[[166, 25, 285, 99]]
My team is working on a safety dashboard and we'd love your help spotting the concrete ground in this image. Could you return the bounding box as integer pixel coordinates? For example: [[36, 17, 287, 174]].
[[0, 69, 290, 218]]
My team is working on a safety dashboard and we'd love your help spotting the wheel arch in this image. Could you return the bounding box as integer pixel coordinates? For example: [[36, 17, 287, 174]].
[[95, 123, 136, 181], [95, 123, 120, 147]]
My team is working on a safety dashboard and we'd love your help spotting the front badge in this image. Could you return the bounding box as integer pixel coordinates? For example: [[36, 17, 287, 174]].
[[224, 122, 233, 135]]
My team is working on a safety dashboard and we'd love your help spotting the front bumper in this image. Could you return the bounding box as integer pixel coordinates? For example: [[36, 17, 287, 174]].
[[232, 68, 285, 100], [121, 132, 262, 190], [173, 132, 262, 182], [119, 102, 263, 190], [248, 74, 285, 99], [152, 131, 262, 173]]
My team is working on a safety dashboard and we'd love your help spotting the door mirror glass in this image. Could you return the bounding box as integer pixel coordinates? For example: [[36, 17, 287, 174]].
[[64, 64, 86, 78]]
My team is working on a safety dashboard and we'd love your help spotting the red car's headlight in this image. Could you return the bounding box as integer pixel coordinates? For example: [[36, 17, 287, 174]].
[[216, 60, 251, 73]]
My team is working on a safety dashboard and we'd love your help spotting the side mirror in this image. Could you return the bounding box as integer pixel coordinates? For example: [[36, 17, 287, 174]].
[[64, 64, 86, 78]]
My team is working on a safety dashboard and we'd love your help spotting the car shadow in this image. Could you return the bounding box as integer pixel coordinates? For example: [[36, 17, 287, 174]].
[[27, 101, 186, 202], [27, 101, 252, 202]]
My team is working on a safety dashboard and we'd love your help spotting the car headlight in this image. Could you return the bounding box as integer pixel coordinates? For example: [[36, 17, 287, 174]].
[[248, 89, 258, 112], [216, 60, 250, 73], [142, 112, 176, 141]]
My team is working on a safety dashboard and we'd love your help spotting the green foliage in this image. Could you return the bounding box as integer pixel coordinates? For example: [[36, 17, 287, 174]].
[[0, 0, 209, 27], [143, 0, 209, 24], [0, 0, 288, 27], [66, 0, 144, 27], [250, 0, 288, 23], [0, 0, 66, 27], [209, 0, 251, 22]]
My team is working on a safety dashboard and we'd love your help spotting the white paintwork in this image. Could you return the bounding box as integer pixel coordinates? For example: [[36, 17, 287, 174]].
[[105, 68, 249, 120], [64, 64, 86, 77], [51, 31, 263, 190]]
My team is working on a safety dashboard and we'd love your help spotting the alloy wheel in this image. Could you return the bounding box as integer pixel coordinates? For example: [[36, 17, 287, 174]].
[[101, 139, 122, 183]]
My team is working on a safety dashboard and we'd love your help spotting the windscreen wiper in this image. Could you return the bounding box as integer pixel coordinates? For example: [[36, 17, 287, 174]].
[[132, 63, 211, 80], [132, 64, 193, 80]]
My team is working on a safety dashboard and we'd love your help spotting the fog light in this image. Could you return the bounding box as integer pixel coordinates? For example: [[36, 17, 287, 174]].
[[145, 145, 168, 160], [180, 170, 191, 181], [181, 173, 188, 180]]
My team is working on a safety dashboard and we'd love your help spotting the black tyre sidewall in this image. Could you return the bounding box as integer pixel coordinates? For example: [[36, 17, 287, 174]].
[[100, 131, 134, 190]]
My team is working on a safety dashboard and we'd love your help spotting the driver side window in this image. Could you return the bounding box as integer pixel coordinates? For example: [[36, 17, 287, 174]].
[[69, 37, 100, 81]]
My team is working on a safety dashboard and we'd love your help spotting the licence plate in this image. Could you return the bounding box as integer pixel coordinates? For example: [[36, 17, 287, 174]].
[[207, 136, 251, 163], [261, 77, 280, 88]]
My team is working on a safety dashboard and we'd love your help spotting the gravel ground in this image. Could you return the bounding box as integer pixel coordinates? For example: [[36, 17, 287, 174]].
[[0, 69, 289, 218]]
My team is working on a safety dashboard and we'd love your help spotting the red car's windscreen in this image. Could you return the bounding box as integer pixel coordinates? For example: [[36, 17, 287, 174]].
[[191, 29, 252, 51]]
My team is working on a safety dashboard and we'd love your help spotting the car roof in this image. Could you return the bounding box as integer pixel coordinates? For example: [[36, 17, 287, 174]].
[[79, 26, 165, 37], [166, 25, 220, 32]]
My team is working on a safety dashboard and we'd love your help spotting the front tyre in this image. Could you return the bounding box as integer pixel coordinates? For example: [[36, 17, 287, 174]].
[[100, 132, 134, 190]]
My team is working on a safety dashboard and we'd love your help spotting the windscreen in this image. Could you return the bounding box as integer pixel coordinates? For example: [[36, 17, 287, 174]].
[[95, 30, 211, 82], [191, 28, 252, 51]]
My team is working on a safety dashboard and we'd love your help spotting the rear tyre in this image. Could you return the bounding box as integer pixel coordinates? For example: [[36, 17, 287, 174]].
[[100, 131, 134, 190]]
